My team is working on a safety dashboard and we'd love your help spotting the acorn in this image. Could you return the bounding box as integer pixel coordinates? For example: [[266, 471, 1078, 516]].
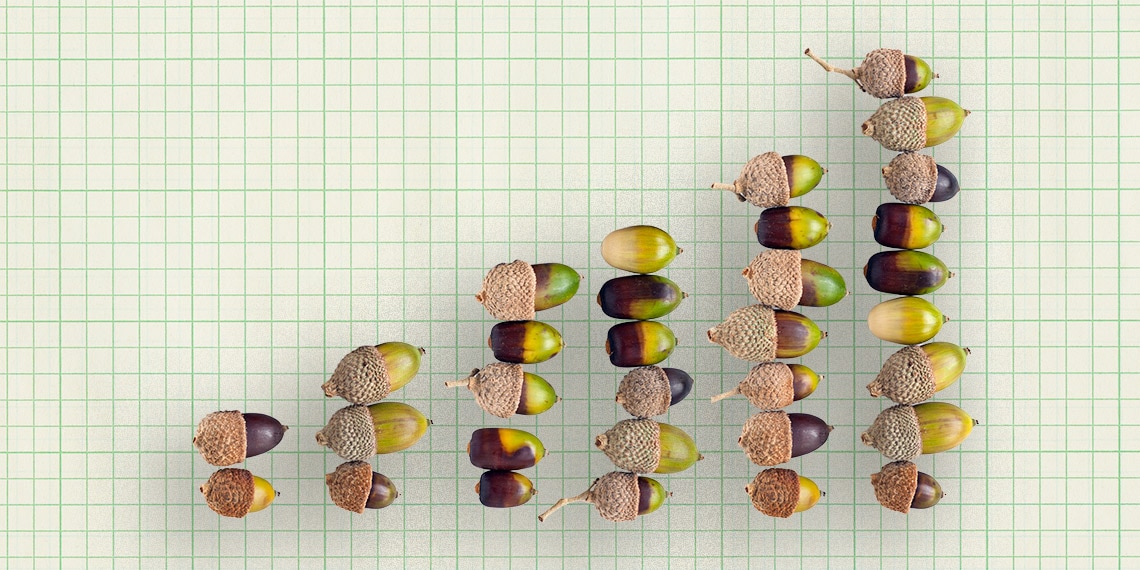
[[871, 461, 945, 513], [867, 296, 947, 345], [445, 363, 559, 418], [193, 411, 288, 466], [199, 468, 278, 518], [872, 203, 944, 250], [595, 418, 703, 474], [804, 48, 936, 98], [710, 362, 821, 409], [711, 152, 825, 207], [615, 366, 694, 418], [601, 225, 682, 274], [738, 411, 832, 467], [606, 320, 677, 367], [867, 343, 969, 404], [862, 96, 970, 151], [707, 305, 825, 362], [475, 260, 582, 321], [477, 470, 536, 508], [468, 427, 546, 471], [315, 402, 430, 461], [321, 342, 424, 404], [538, 471, 669, 523], [881, 153, 961, 204], [745, 468, 823, 518], [861, 402, 977, 461], [742, 250, 848, 309], [754, 206, 830, 250], [325, 461, 399, 513], [864, 250, 952, 296], [488, 320, 564, 364], [597, 274, 686, 320]]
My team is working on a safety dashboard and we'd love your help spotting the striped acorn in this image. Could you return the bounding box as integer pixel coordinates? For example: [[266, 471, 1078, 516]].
[[872, 203, 944, 250], [867, 296, 947, 345], [595, 418, 703, 474], [468, 427, 546, 471], [476, 260, 582, 321], [606, 320, 677, 367], [597, 274, 686, 320], [538, 471, 669, 523], [315, 402, 430, 461], [477, 470, 536, 508], [446, 363, 559, 418], [864, 250, 952, 296], [325, 461, 399, 513], [711, 152, 825, 207], [882, 153, 961, 204], [742, 250, 848, 309], [861, 402, 977, 461], [200, 468, 278, 518], [322, 342, 424, 404], [862, 96, 970, 151], [738, 411, 832, 467], [488, 320, 564, 364], [804, 48, 937, 98], [710, 362, 821, 409], [708, 305, 825, 362], [871, 461, 945, 513], [601, 225, 682, 274], [615, 366, 694, 418], [746, 468, 824, 518], [193, 411, 288, 466], [867, 343, 969, 404], [754, 206, 831, 250]]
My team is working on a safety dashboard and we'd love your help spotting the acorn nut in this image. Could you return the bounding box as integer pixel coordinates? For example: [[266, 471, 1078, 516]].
[[739, 411, 832, 466], [754, 206, 831, 250], [711, 152, 825, 207], [468, 427, 546, 471], [862, 96, 970, 151], [868, 343, 969, 404], [488, 320, 564, 364], [597, 274, 686, 320], [882, 153, 961, 204], [871, 461, 945, 513], [446, 363, 559, 418], [601, 225, 682, 274], [742, 250, 848, 309], [477, 470, 536, 508], [595, 418, 703, 474], [867, 296, 947, 345], [711, 362, 821, 409], [325, 461, 399, 513], [193, 411, 288, 466], [804, 48, 937, 98], [538, 471, 668, 523], [865, 250, 952, 296], [315, 402, 430, 461], [708, 304, 825, 362], [872, 203, 944, 250], [616, 366, 694, 417], [606, 320, 677, 367], [200, 468, 278, 518], [746, 468, 823, 517], [322, 342, 424, 404], [861, 402, 977, 461], [476, 260, 582, 321]]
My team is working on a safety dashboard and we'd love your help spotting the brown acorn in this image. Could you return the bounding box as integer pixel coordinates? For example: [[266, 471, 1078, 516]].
[[738, 411, 832, 467], [538, 471, 669, 523], [746, 468, 823, 517], [804, 48, 937, 98], [881, 153, 961, 204], [322, 342, 424, 404], [871, 461, 945, 513], [475, 260, 581, 320], [325, 461, 399, 513], [707, 304, 825, 361], [193, 411, 289, 466], [200, 468, 278, 518], [477, 470, 536, 508], [615, 366, 694, 418], [711, 152, 825, 207], [595, 419, 703, 474], [710, 362, 821, 409], [445, 363, 559, 418]]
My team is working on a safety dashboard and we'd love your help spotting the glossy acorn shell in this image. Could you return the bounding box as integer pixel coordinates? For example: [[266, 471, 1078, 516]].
[[904, 55, 935, 93], [774, 310, 824, 358], [597, 275, 685, 320], [248, 475, 277, 513], [606, 321, 677, 367], [867, 296, 946, 345], [922, 97, 969, 148], [872, 203, 943, 250], [911, 471, 944, 509], [799, 259, 848, 307], [242, 413, 288, 459], [376, 342, 423, 393], [601, 225, 681, 273], [795, 475, 823, 513], [789, 413, 832, 458], [638, 476, 668, 515], [477, 471, 536, 508], [755, 206, 830, 250], [468, 427, 546, 471], [788, 364, 821, 401], [653, 422, 703, 474], [783, 155, 825, 198], [368, 402, 430, 454], [488, 320, 563, 364], [664, 368, 694, 405], [931, 164, 960, 203], [516, 372, 559, 416], [533, 263, 581, 311], [366, 472, 398, 509], [864, 250, 951, 295], [923, 342, 970, 392], [915, 402, 975, 455]]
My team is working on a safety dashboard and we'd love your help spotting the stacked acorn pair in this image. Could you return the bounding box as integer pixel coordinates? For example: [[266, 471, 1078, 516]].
[[193, 410, 288, 518]]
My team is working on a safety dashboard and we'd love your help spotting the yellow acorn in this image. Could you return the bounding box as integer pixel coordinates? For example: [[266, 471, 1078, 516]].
[[746, 468, 823, 517]]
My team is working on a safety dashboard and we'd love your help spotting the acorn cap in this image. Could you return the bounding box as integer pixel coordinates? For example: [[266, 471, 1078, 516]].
[[315, 405, 377, 461], [616, 366, 672, 418], [707, 304, 778, 362], [595, 418, 661, 473], [591, 471, 640, 522], [857, 48, 907, 99], [862, 97, 928, 152], [325, 460, 374, 514], [882, 153, 938, 204], [871, 460, 919, 514], [476, 260, 537, 321], [742, 250, 802, 310], [322, 345, 391, 404], [861, 405, 922, 461], [460, 363, 525, 419], [200, 468, 254, 518], [738, 411, 792, 466], [867, 345, 937, 405], [193, 410, 247, 466], [738, 362, 795, 410], [745, 468, 800, 518], [729, 152, 791, 208]]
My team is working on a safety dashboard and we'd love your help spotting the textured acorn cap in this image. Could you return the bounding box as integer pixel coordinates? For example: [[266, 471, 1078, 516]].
[[738, 411, 792, 466], [857, 48, 907, 99], [707, 304, 778, 362], [476, 260, 537, 321], [325, 460, 374, 514], [457, 363, 525, 419], [867, 345, 937, 405], [322, 346, 391, 404], [862, 97, 928, 152], [742, 250, 802, 311], [746, 468, 800, 518], [591, 471, 641, 522], [871, 460, 919, 514], [729, 152, 791, 208], [595, 419, 661, 473], [882, 153, 938, 204], [193, 410, 247, 466], [616, 366, 672, 418], [315, 405, 377, 461], [738, 362, 795, 410], [861, 405, 922, 461], [200, 468, 254, 518]]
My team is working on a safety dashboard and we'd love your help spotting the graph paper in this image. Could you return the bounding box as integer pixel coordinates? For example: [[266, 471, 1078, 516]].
[[3, 0, 1137, 568]]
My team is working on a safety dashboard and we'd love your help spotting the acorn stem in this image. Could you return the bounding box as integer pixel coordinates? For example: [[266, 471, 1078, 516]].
[[537, 490, 592, 522], [443, 379, 471, 388], [710, 387, 741, 403], [711, 182, 736, 191], [803, 48, 859, 81]]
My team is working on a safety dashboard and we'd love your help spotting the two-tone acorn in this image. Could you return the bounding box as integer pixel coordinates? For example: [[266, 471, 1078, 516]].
[[315, 402, 430, 461], [325, 461, 399, 513], [322, 342, 424, 404], [711, 152, 825, 207], [882, 153, 960, 204], [468, 427, 546, 471], [804, 48, 937, 99], [867, 343, 969, 404], [708, 305, 825, 362], [595, 418, 702, 474], [862, 402, 977, 461], [868, 296, 947, 345], [446, 363, 559, 418], [742, 249, 848, 310], [606, 320, 677, 367], [746, 468, 823, 518], [739, 411, 832, 466], [710, 362, 821, 409], [477, 470, 536, 508], [488, 320, 563, 364], [476, 260, 582, 321], [862, 96, 970, 151], [539, 471, 668, 523], [864, 250, 952, 296], [872, 203, 944, 250], [597, 275, 686, 320], [754, 206, 830, 250], [601, 225, 682, 274], [193, 411, 288, 466], [871, 461, 945, 513], [200, 468, 278, 518], [615, 366, 694, 418]]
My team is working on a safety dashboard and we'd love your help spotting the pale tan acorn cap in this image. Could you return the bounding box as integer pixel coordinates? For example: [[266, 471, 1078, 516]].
[[730, 152, 791, 208], [325, 460, 374, 514], [193, 410, 247, 466], [861, 405, 922, 461], [315, 405, 377, 461], [867, 345, 937, 405], [707, 304, 778, 362], [871, 460, 919, 514], [465, 363, 525, 419], [322, 346, 391, 405], [745, 468, 800, 518], [616, 366, 672, 418], [738, 411, 793, 467], [200, 468, 254, 518], [595, 418, 661, 473], [857, 48, 907, 99], [882, 153, 938, 204], [742, 250, 802, 311], [738, 362, 795, 410], [862, 97, 928, 152], [591, 471, 640, 522], [476, 260, 537, 321]]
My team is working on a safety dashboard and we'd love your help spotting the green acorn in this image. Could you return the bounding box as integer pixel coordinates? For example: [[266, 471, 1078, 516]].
[[445, 363, 559, 418], [488, 320, 564, 364], [871, 461, 945, 513], [754, 206, 831, 250], [477, 471, 536, 508], [606, 320, 677, 367], [538, 471, 669, 523], [597, 275, 686, 320], [468, 427, 546, 471], [746, 468, 824, 517], [601, 225, 682, 273], [862, 96, 970, 151], [867, 343, 969, 404], [804, 48, 937, 98], [475, 260, 582, 321], [711, 152, 825, 207], [321, 342, 424, 404], [708, 305, 825, 361], [872, 203, 944, 250], [742, 250, 848, 309], [864, 250, 952, 296], [867, 296, 947, 345], [325, 461, 399, 513], [315, 402, 430, 461], [882, 153, 961, 204], [710, 362, 820, 409], [862, 402, 977, 461], [595, 418, 703, 474]]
